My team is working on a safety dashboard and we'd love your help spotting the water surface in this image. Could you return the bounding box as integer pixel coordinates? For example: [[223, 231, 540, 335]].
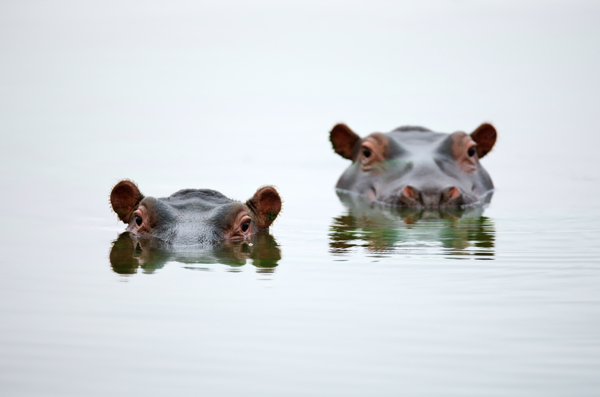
[[1, 1, 600, 396]]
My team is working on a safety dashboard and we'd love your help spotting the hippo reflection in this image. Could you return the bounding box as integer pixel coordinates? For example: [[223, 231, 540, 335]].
[[110, 231, 281, 275], [329, 192, 495, 259], [110, 180, 281, 245], [329, 123, 497, 207]]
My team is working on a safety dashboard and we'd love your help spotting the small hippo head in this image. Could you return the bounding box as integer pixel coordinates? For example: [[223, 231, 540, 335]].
[[110, 180, 282, 245], [330, 123, 497, 208]]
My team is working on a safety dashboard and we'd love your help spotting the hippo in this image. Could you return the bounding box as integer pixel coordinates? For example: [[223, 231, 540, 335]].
[[110, 180, 282, 245], [329, 123, 497, 208]]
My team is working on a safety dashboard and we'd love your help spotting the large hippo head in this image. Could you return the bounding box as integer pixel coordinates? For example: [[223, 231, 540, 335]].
[[329, 123, 497, 208], [110, 180, 282, 245]]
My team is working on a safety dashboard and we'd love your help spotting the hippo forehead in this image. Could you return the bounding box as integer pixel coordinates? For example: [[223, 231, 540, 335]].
[[154, 189, 242, 223], [385, 129, 456, 158], [163, 189, 234, 210]]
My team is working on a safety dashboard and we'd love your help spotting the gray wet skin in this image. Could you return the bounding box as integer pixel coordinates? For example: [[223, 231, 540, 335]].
[[329, 123, 497, 208], [110, 180, 282, 245]]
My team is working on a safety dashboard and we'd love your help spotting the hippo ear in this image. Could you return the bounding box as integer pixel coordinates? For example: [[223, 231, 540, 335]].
[[110, 180, 144, 223], [330, 123, 361, 160], [246, 186, 282, 229], [470, 123, 497, 159]]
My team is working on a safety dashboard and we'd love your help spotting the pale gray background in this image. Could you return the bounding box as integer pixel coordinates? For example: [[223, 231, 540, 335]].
[[1, 1, 599, 396]]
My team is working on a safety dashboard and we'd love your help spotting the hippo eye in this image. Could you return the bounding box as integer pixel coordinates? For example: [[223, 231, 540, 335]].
[[362, 147, 372, 158], [135, 215, 142, 226], [467, 146, 477, 157], [241, 221, 250, 232]]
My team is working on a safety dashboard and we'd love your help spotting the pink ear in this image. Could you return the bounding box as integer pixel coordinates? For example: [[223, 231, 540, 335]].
[[470, 123, 497, 158], [110, 180, 144, 223], [330, 123, 361, 160], [246, 186, 282, 229]]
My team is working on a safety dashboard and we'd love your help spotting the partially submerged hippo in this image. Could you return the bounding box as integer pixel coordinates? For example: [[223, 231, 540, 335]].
[[110, 180, 282, 245], [329, 123, 497, 207]]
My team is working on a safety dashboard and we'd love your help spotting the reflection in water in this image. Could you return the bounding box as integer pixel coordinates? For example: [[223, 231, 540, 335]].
[[330, 192, 495, 259], [109, 231, 281, 275]]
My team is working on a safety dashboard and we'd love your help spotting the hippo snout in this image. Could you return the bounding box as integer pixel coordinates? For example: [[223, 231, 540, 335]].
[[388, 185, 468, 208]]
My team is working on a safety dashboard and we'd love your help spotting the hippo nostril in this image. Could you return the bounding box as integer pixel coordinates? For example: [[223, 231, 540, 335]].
[[448, 187, 461, 199], [438, 186, 464, 206], [402, 186, 417, 199]]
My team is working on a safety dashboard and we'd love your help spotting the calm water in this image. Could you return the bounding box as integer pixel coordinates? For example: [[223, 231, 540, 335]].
[[1, 1, 600, 396]]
